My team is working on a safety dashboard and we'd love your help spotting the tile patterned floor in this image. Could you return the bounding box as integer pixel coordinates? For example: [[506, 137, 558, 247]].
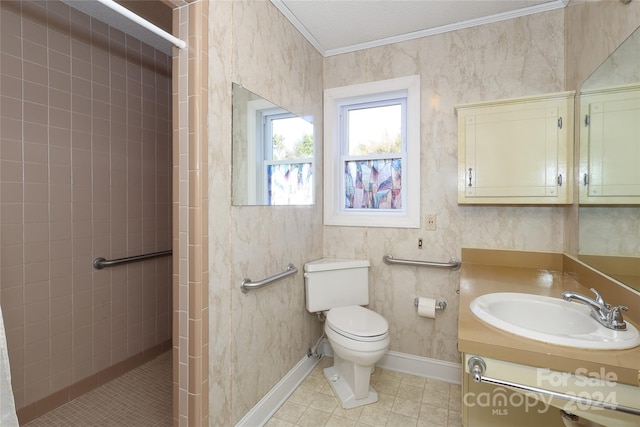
[[22, 353, 460, 427], [23, 351, 172, 427], [266, 357, 462, 427]]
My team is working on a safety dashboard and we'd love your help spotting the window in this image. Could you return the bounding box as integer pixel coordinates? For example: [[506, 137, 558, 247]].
[[324, 76, 420, 227], [247, 100, 314, 205]]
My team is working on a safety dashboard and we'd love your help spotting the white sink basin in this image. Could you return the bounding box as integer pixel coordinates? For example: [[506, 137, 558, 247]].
[[470, 292, 640, 350]]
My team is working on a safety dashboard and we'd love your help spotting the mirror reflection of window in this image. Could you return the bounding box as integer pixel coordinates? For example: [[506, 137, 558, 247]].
[[231, 83, 315, 206], [261, 112, 314, 205]]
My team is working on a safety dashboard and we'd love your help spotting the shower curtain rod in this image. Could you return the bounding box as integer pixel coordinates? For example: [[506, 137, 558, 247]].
[[60, 0, 186, 54]]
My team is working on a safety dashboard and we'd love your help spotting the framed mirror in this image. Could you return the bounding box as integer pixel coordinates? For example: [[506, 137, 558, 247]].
[[578, 26, 640, 291], [232, 83, 315, 206]]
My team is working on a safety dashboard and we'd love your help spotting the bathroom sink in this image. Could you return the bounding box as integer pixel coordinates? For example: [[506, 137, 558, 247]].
[[470, 293, 640, 350]]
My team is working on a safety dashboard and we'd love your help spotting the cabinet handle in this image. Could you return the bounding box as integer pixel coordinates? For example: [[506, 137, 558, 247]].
[[468, 168, 473, 187], [558, 117, 563, 129], [583, 173, 588, 186], [557, 174, 562, 186]]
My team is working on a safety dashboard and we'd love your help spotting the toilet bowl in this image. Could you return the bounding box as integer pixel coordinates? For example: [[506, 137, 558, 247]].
[[323, 305, 390, 408], [303, 258, 390, 409]]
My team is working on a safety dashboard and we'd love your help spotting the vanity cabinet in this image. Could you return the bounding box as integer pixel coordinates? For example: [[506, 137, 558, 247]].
[[461, 353, 640, 427], [455, 92, 575, 204], [579, 84, 640, 205], [461, 354, 565, 427]]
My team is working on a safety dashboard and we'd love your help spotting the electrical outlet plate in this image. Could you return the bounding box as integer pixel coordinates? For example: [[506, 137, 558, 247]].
[[425, 214, 436, 231]]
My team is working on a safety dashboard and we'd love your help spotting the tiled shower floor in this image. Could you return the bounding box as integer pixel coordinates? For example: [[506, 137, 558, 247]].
[[23, 351, 172, 426], [22, 353, 460, 427]]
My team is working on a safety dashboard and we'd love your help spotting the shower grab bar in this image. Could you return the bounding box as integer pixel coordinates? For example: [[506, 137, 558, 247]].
[[467, 356, 640, 416], [241, 264, 298, 294], [383, 255, 461, 271], [93, 250, 172, 270]]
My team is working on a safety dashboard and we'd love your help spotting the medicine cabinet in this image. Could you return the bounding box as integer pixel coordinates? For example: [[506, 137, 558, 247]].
[[578, 84, 640, 205], [455, 91, 575, 204]]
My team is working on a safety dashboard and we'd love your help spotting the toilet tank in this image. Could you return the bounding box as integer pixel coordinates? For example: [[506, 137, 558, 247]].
[[304, 259, 370, 313]]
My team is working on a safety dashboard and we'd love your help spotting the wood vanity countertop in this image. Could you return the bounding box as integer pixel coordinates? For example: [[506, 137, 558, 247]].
[[458, 258, 640, 387]]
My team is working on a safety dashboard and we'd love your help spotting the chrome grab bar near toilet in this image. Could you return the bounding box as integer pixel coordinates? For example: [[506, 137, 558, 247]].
[[93, 250, 172, 270], [241, 263, 298, 293], [383, 255, 461, 271], [467, 356, 640, 416]]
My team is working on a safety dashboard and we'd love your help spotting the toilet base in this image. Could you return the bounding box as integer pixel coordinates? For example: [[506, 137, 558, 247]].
[[323, 366, 378, 409]]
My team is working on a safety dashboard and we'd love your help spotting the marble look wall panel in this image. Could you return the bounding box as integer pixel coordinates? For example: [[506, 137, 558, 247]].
[[324, 10, 566, 363], [206, 1, 324, 423], [206, 0, 234, 424]]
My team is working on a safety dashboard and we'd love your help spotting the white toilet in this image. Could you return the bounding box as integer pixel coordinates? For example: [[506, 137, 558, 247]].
[[304, 259, 390, 409]]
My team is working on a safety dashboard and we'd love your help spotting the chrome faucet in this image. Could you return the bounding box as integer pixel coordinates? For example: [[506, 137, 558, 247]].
[[561, 288, 628, 331]]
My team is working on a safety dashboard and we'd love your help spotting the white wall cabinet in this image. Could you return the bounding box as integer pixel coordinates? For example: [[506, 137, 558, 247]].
[[455, 92, 574, 204], [579, 84, 640, 205]]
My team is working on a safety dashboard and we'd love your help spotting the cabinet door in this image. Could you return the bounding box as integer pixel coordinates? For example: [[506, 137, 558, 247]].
[[456, 92, 574, 204], [462, 370, 565, 427], [579, 86, 640, 204]]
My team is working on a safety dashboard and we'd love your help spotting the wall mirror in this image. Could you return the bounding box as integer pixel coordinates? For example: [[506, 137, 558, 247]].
[[578, 25, 640, 291], [232, 83, 315, 206]]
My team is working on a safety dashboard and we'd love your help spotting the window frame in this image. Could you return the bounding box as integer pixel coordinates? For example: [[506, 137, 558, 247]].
[[324, 75, 421, 228]]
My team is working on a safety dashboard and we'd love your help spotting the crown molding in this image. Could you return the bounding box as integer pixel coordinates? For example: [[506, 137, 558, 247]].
[[271, 0, 567, 58]]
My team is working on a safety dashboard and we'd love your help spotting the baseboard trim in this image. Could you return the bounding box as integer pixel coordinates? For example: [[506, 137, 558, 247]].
[[235, 353, 321, 427], [237, 347, 461, 426], [377, 350, 461, 385]]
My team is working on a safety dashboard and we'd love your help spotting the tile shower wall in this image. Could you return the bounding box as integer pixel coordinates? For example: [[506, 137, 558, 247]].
[[0, 0, 172, 411], [171, 1, 210, 424], [323, 10, 566, 364]]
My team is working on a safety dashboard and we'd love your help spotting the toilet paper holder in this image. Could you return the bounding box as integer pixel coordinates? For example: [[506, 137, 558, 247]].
[[414, 297, 447, 311]]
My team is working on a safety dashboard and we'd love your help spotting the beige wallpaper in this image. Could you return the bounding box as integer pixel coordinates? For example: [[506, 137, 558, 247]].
[[323, 10, 566, 364]]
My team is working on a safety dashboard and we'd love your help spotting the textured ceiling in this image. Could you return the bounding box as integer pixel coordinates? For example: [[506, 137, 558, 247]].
[[272, 0, 567, 56]]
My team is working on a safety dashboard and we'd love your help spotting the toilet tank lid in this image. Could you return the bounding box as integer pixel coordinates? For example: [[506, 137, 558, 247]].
[[304, 258, 370, 272]]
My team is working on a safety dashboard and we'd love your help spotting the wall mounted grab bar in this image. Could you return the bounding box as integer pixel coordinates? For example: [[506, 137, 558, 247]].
[[241, 264, 298, 294], [93, 250, 172, 270], [383, 255, 461, 271], [467, 356, 640, 416]]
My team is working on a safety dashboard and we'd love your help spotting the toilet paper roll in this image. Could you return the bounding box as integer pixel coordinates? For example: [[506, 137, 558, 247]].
[[417, 297, 436, 319]]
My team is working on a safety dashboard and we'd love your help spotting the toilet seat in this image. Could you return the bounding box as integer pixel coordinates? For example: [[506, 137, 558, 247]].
[[326, 305, 388, 342]]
